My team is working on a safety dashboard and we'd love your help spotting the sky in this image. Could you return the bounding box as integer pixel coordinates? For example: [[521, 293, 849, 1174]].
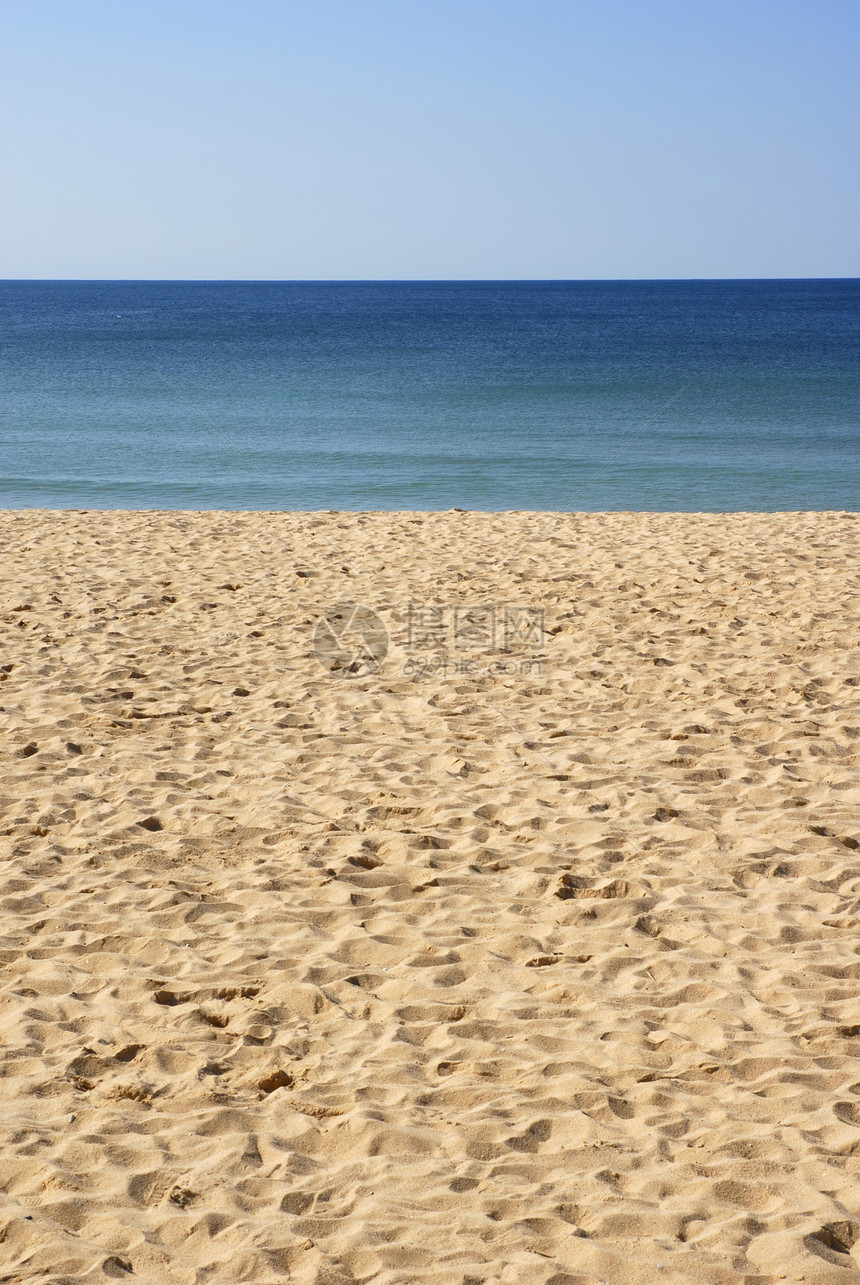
[[1, 0, 858, 279]]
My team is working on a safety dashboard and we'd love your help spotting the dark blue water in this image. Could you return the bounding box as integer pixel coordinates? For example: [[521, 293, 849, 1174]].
[[2, 280, 858, 510]]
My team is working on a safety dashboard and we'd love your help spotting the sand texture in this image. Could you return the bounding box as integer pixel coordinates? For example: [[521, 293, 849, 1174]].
[[2, 508, 860, 1285]]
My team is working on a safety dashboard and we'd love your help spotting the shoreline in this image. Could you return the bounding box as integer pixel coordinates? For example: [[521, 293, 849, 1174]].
[[3, 505, 859, 512]]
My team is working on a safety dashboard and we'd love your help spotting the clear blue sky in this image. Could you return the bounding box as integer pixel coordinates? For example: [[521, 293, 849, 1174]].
[[1, 0, 857, 279]]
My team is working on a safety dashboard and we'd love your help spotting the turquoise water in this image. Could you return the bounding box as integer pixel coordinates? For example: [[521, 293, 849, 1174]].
[[2, 279, 858, 510]]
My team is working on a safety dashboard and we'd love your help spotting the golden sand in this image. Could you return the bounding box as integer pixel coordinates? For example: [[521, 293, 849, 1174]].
[[2, 509, 859, 1284]]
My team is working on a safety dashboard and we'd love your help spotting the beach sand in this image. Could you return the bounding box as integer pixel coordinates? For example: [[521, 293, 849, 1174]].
[[2, 508, 859, 1285]]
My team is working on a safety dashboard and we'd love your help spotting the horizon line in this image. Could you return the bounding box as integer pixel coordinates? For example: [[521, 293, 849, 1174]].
[[2, 275, 859, 284]]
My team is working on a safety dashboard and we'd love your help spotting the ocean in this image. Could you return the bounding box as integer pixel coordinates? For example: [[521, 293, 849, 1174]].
[[2, 279, 858, 511]]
